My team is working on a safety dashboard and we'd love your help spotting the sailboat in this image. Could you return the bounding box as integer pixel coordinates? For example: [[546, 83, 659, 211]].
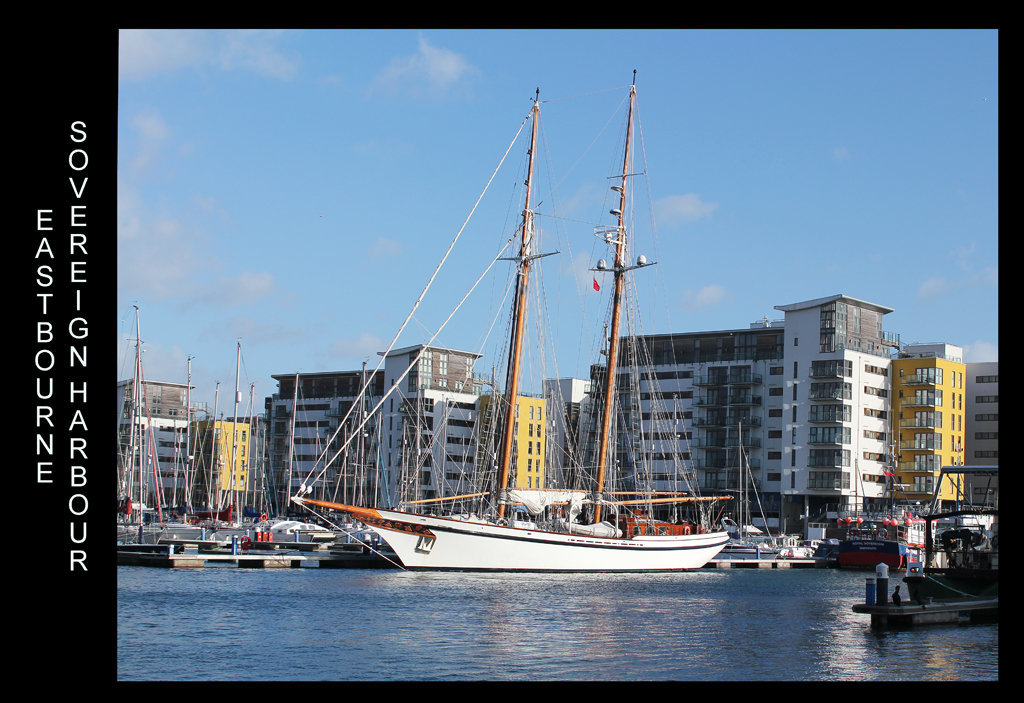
[[717, 423, 778, 559], [294, 76, 729, 571]]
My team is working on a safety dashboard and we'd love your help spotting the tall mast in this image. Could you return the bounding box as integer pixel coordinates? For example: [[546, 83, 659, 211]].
[[230, 341, 241, 522], [208, 381, 220, 512], [594, 74, 636, 524], [496, 90, 541, 520], [132, 306, 144, 528], [185, 356, 193, 511], [286, 373, 299, 515]]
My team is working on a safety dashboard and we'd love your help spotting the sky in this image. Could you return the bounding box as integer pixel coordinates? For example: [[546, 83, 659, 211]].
[[116, 29, 999, 414]]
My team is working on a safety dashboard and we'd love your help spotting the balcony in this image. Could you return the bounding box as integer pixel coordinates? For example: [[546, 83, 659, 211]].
[[900, 374, 941, 387], [899, 417, 942, 429], [900, 397, 941, 409], [692, 415, 761, 428], [693, 373, 762, 386], [899, 438, 942, 451]]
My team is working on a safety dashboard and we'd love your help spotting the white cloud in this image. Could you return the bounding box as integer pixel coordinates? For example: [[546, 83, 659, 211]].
[[370, 237, 404, 260], [128, 111, 170, 172], [119, 29, 298, 81], [329, 332, 389, 361], [916, 243, 998, 301], [680, 284, 730, 310], [117, 191, 211, 301], [655, 193, 718, 226], [833, 146, 850, 161], [370, 35, 478, 98], [201, 271, 278, 308], [217, 30, 299, 80], [963, 340, 998, 363], [916, 276, 951, 301]]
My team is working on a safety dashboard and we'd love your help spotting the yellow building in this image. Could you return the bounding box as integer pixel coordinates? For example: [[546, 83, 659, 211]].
[[891, 343, 966, 508], [479, 394, 547, 490], [197, 418, 251, 492], [512, 396, 546, 490]]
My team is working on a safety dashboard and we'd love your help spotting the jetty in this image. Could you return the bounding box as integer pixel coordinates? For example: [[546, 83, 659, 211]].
[[852, 597, 998, 627], [707, 557, 825, 569], [117, 540, 397, 569]]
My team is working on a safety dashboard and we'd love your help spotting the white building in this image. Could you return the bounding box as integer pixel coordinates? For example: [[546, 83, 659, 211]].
[[378, 345, 485, 511], [774, 294, 901, 530], [542, 377, 593, 488], [116, 378, 196, 510]]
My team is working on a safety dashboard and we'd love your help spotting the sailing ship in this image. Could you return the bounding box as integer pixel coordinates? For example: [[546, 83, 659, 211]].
[[294, 76, 730, 571]]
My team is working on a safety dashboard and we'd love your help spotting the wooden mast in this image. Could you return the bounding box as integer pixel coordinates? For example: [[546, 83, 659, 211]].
[[594, 74, 636, 524], [497, 90, 540, 520]]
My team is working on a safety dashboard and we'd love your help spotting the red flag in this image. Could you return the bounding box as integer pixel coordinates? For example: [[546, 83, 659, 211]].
[[593, 278, 600, 291]]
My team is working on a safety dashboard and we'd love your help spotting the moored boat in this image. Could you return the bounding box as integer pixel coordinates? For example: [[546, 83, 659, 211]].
[[836, 514, 925, 569], [292, 75, 730, 571], [903, 465, 998, 602]]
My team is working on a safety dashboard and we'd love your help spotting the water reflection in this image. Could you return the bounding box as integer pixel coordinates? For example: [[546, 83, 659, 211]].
[[117, 566, 998, 681]]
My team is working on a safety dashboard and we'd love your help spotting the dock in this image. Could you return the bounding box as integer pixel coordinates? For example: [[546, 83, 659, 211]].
[[852, 597, 998, 627], [707, 558, 826, 569], [117, 541, 398, 569]]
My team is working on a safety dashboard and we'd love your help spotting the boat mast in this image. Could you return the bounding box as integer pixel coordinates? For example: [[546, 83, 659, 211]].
[[230, 341, 241, 522], [496, 89, 541, 520], [132, 306, 144, 528], [185, 356, 194, 512], [594, 74, 636, 524]]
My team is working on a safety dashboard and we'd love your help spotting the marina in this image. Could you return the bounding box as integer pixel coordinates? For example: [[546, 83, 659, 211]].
[[116, 564, 998, 681]]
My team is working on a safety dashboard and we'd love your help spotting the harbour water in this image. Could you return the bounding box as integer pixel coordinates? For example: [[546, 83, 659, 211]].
[[116, 565, 998, 682]]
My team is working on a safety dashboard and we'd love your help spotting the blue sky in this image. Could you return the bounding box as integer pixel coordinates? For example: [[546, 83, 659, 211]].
[[116, 29, 998, 413]]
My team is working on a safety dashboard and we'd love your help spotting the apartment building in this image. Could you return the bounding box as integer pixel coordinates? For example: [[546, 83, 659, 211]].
[[116, 378, 196, 510], [965, 360, 999, 506], [542, 377, 592, 488], [890, 343, 966, 509], [265, 368, 385, 514], [378, 345, 485, 511], [572, 294, 905, 534]]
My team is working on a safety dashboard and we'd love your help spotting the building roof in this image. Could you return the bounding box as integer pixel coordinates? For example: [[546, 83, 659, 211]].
[[380, 343, 483, 359], [774, 294, 894, 315]]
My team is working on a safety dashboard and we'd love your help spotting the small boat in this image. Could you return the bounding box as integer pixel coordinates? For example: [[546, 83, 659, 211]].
[[903, 465, 998, 602], [265, 519, 337, 543], [835, 514, 925, 569], [776, 538, 818, 560], [717, 518, 779, 559]]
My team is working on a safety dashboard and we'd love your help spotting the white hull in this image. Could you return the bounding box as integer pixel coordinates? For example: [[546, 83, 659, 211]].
[[333, 504, 728, 572]]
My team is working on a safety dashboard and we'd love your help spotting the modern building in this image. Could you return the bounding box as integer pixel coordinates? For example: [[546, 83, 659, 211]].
[[479, 392, 548, 491], [573, 294, 906, 535], [582, 319, 787, 525], [264, 368, 385, 515], [542, 377, 592, 488], [116, 378, 197, 510], [255, 293, 997, 536], [377, 344, 486, 512], [890, 343, 966, 510], [964, 360, 999, 506], [772, 294, 902, 533]]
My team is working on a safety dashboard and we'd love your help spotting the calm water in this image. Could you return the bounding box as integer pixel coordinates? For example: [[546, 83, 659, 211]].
[[116, 565, 998, 682]]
